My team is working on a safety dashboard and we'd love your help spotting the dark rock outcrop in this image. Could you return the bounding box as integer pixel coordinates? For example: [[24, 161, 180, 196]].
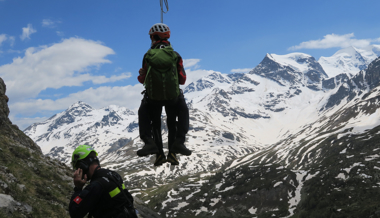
[[0, 77, 74, 217], [323, 57, 380, 110], [0, 78, 10, 126]]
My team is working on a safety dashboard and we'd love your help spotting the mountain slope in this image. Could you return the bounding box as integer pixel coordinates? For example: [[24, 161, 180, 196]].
[[0, 77, 74, 218], [24, 51, 339, 186], [21, 51, 380, 217], [139, 125, 380, 217], [24, 101, 137, 163], [132, 57, 380, 218]]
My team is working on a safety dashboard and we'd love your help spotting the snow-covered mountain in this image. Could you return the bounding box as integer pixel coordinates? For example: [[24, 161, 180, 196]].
[[253, 53, 328, 89], [182, 52, 332, 145], [22, 48, 380, 217], [319, 45, 380, 77], [131, 56, 380, 218], [24, 102, 138, 163], [24, 51, 335, 177], [25, 49, 372, 165]]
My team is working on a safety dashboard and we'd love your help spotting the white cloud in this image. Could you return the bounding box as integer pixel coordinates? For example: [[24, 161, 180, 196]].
[[91, 73, 132, 84], [6, 49, 22, 54], [184, 68, 217, 86], [9, 84, 145, 124], [42, 19, 55, 27], [9, 115, 49, 130], [8, 36, 15, 46], [181, 59, 218, 85], [0, 34, 15, 46], [0, 37, 121, 101], [42, 19, 62, 28], [56, 31, 64, 37], [289, 33, 376, 50], [231, 68, 252, 73], [20, 24, 37, 41], [183, 59, 201, 69], [0, 34, 7, 45], [42, 19, 54, 27]]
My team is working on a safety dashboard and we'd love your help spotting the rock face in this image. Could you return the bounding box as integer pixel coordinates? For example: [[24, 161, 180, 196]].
[[250, 53, 328, 89], [323, 57, 380, 110], [0, 78, 10, 126], [0, 77, 159, 218], [0, 77, 74, 217]]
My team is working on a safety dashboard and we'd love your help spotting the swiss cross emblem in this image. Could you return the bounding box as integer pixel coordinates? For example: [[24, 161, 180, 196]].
[[73, 196, 83, 204]]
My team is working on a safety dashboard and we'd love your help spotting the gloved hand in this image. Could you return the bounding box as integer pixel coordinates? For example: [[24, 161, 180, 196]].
[[73, 168, 87, 189], [139, 68, 146, 75]]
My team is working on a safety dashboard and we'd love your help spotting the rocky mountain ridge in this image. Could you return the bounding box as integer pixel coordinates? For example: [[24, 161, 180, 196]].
[[24, 49, 380, 186], [19, 47, 380, 217], [0, 77, 74, 218], [318, 45, 380, 77], [131, 56, 380, 217]]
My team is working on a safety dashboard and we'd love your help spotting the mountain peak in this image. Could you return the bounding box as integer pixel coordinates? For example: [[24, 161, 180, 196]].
[[102, 104, 135, 116], [266, 53, 315, 74], [318, 45, 380, 78], [335, 45, 358, 54], [252, 53, 327, 88], [68, 101, 93, 110]]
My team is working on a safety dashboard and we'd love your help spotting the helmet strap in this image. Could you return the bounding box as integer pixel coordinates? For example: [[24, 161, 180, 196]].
[[153, 35, 161, 41]]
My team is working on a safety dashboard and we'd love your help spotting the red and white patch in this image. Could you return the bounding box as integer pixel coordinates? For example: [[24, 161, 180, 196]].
[[73, 196, 83, 204]]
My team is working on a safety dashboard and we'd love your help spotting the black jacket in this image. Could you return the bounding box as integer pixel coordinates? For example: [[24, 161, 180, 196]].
[[69, 168, 136, 218]]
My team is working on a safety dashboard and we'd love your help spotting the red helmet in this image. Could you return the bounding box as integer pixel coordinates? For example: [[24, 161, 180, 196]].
[[149, 23, 171, 39]]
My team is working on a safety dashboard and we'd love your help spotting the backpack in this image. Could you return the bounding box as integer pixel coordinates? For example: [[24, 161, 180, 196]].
[[89, 169, 137, 218], [144, 44, 180, 101]]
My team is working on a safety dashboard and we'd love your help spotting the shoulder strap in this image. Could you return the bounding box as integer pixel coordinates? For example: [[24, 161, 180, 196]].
[[104, 170, 137, 218]]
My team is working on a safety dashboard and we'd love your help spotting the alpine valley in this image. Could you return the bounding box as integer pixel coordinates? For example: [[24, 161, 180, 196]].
[[22, 45, 380, 217]]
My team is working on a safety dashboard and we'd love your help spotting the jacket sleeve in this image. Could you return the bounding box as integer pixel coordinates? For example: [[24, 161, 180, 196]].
[[137, 54, 148, 84], [175, 52, 187, 85], [69, 182, 103, 218]]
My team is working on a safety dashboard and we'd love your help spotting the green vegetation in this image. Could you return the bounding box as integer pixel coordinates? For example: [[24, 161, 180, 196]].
[[0, 124, 73, 218]]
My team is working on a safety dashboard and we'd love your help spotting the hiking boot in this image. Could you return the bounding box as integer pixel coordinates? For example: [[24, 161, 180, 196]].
[[170, 139, 192, 156], [137, 137, 159, 157], [154, 153, 167, 166], [166, 153, 179, 165]]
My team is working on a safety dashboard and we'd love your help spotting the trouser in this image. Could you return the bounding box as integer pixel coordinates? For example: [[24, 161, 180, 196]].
[[138, 91, 189, 153]]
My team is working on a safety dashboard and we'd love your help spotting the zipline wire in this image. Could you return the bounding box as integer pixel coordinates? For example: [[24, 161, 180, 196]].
[[160, 0, 169, 23]]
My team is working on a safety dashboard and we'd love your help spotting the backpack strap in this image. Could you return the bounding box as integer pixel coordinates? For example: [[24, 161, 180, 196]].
[[106, 171, 137, 218], [143, 65, 152, 87], [91, 169, 137, 218]]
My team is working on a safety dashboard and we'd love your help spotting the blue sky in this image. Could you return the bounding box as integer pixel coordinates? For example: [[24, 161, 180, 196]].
[[0, 0, 379, 129]]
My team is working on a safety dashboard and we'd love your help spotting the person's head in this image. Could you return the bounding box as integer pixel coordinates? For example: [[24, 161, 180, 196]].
[[149, 23, 170, 42], [71, 145, 100, 179]]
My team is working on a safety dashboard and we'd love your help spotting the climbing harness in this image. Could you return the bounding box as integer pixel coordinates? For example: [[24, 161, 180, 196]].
[[160, 0, 169, 23]]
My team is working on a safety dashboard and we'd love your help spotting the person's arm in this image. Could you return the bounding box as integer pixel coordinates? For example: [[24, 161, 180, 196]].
[[175, 52, 187, 85], [69, 182, 103, 218], [137, 54, 148, 84], [69, 169, 103, 218]]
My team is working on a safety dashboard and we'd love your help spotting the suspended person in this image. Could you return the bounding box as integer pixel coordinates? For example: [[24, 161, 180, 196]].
[[69, 145, 138, 218], [137, 23, 191, 166]]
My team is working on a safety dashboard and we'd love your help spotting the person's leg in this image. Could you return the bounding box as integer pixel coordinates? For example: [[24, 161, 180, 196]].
[[138, 94, 152, 140], [136, 95, 159, 157], [176, 92, 189, 144], [164, 99, 178, 151], [164, 99, 179, 165], [150, 102, 163, 154], [150, 101, 167, 166], [170, 92, 192, 156]]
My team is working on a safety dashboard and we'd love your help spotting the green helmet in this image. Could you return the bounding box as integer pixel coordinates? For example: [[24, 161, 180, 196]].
[[71, 145, 98, 169]]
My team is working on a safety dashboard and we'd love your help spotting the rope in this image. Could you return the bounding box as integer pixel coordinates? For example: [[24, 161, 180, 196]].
[[160, 0, 169, 23]]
